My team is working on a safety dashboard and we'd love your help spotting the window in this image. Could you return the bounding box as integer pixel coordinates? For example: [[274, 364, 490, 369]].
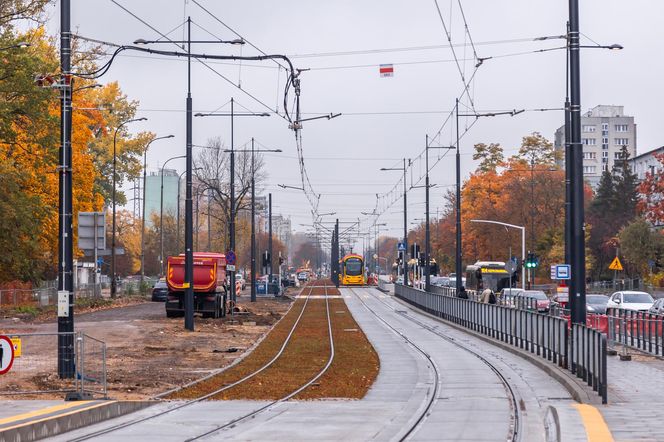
[[602, 137, 609, 145], [615, 124, 629, 132], [602, 164, 608, 172], [583, 125, 596, 133], [615, 138, 629, 146], [583, 166, 596, 174], [583, 152, 596, 160], [602, 123, 609, 131], [602, 151, 609, 158], [582, 138, 597, 145], [614, 151, 626, 160]]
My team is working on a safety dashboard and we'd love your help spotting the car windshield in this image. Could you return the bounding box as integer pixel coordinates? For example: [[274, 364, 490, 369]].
[[524, 291, 548, 300], [587, 295, 609, 305], [154, 281, 167, 289], [624, 293, 654, 303]]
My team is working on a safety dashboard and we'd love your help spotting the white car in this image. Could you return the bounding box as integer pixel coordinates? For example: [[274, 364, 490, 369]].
[[607, 291, 654, 312]]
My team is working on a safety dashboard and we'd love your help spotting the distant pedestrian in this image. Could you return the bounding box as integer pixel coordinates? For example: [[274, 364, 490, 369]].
[[458, 286, 468, 299], [488, 290, 497, 304], [480, 288, 492, 303]]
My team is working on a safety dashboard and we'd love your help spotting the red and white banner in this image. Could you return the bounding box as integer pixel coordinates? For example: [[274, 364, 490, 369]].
[[379, 64, 394, 77]]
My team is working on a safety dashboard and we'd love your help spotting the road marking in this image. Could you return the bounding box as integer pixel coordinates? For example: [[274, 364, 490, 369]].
[[573, 403, 614, 442], [0, 401, 114, 432], [0, 402, 92, 426]]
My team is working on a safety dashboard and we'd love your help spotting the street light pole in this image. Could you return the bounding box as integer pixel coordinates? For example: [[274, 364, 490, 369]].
[[184, 17, 194, 331], [569, 0, 586, 325], [470, 219, 526, 290], [57, 0, 74, 378], [141, 135, 174, 284], [111, 116, 147, 298], [455, 98, 462, 293], [160, 155, 185, 276], [380, 160, 409, 285]]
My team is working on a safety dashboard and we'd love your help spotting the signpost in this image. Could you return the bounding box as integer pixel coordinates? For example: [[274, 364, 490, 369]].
[[397, 242, 406, 252], [78, 212, 105, 297], [0, 335, 15, 375]]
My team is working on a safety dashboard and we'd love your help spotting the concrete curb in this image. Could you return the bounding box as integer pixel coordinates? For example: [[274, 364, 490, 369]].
[[0, 400, 154, 442], [389, 294, 602, 406]]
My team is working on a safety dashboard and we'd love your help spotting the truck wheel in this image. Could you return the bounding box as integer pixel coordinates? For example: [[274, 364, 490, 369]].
[[166, 310, 182, 318]]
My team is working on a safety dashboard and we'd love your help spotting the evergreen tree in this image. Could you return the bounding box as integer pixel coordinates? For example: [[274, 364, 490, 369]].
[[612, 145, 639, 226]]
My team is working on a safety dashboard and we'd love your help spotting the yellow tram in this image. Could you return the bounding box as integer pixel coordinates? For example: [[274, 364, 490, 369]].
[[340, 254, 365, 286]]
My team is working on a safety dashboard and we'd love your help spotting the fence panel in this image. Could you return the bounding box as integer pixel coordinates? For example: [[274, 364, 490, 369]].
[[0, 332, 106, 398]]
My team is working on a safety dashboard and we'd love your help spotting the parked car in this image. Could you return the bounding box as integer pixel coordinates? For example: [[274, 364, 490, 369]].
[[519, 290, 550, 313], [607, 291, 654, 312], [430, 276, 450, 287], [499, 288, 524, 307], [151, 280, 169, 302], [586, 294, 610, 314], [649, 298, 664, 315]]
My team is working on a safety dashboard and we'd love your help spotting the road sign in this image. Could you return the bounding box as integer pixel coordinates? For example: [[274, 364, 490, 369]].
[[227, 264, 236, 272], [10, 337, 21, 358], [551, 264, 571, 280], [0, 336, 15, 375], [226, 250, 236, 266], [77, 212, 105, 251], [397, 242, 406, 252], [609, 256, 623, 271]]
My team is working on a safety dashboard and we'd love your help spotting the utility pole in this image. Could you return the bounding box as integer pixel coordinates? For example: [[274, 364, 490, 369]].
[[57, 0, 74, 378], [229, 98, 236, 307], [184, 17, 194, 331], [455, 98, 463, 294], [268, 193, 273, 288], [251, 138, 256, 302], [564, 21, 572, 267], [569, 0, 587, 325]]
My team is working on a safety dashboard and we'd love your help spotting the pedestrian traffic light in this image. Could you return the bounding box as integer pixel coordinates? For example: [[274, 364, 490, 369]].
[[525, 252, 539, 269]]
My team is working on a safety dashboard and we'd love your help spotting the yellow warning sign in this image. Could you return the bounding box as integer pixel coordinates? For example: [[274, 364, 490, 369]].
[[10, 337, 20, 358], [609, 256, 623, 271]]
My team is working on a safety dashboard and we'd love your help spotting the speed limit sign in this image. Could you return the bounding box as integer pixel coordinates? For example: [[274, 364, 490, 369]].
[[0, 335, 15, 375]]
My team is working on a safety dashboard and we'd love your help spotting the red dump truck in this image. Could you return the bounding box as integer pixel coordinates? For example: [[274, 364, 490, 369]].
[[165, 252, 228, 318]]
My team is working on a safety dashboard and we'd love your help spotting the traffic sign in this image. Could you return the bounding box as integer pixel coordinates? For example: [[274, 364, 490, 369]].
[[609, 256, 623, 271], [550, 264, 571, 280], [226, 250, 236, 266], [0, 336, 15, 375], [227, 264, 236, 272], [397, 242, 406, 252]]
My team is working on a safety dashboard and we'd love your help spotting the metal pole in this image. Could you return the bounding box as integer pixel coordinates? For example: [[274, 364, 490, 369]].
[[195, 188, 200, 251], [521, 227, 526, 290], [58, 0, 75, 378], [564, 21, 572, 266], [403, 158, 408, 286], [94, 213, 99, 297], [111, 125, 118, 297], [229, 98, 236, 305], [530, 158, 535, 290], [425, 135, 431, 292], [177, 169, 185, 253], [251, 138, 256, 302], [184, 17, 194, 331], [207, 190, 211, 251], [569, 0, 586, 325], [141, 147, 147, 283], [455, 98, 463, 293], [268, 193, 273, 284]]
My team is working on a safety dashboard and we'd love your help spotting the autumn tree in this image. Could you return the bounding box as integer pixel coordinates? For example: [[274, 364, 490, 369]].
[[618, 218, 664, 277], [473, 143, 504, 173]]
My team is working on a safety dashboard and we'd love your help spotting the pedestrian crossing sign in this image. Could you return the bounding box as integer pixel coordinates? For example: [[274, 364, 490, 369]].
[[609, 256, 623, 271]]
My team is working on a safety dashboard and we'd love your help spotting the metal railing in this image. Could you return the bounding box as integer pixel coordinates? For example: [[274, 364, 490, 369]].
[[0, 332, 107, 398], [607, 308, 664, 357], [395, 284, 607, 403]]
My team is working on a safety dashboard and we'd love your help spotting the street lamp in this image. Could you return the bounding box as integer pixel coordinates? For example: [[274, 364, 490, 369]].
[[111, 116, 147, 298], [141, 134, 174, 283], [470, 220, 526, 290], [224, 140, 281, 302], [278, 184, 305, 191], [195, 99, 271, 307], [424, 135, 454, 291], [380, 159, 410, 286], [0, 42, 30, 51], [159, 155, 186, 276]]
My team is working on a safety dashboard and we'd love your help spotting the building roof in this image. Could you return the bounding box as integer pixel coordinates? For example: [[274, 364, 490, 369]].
[[630, 146, 664, 162]]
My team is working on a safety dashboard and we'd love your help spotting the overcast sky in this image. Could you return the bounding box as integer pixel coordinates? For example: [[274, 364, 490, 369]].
[[44, 0, 663, 252]]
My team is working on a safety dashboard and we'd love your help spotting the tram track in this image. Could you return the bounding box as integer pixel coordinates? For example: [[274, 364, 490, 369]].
[[351, 287, 521, 442], [68, 282, 335, 442]]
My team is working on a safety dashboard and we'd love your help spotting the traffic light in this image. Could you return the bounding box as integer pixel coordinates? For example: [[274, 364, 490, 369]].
[[525, 252, 539, 269]]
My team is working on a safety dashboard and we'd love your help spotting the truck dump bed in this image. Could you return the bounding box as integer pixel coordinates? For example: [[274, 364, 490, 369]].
[[166, 252, 227, 293]]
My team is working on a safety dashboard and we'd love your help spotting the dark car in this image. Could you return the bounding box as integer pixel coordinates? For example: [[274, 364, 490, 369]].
[[151, 280, 169, 302], [586, 294, 610, 315]]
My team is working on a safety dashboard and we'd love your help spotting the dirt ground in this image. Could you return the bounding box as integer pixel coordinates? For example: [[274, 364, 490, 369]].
[[0, 290, 295, 400]]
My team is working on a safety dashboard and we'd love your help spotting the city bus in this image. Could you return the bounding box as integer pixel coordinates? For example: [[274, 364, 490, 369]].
[[465, 261, 517, 293], [340, 254, 365, 286]]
